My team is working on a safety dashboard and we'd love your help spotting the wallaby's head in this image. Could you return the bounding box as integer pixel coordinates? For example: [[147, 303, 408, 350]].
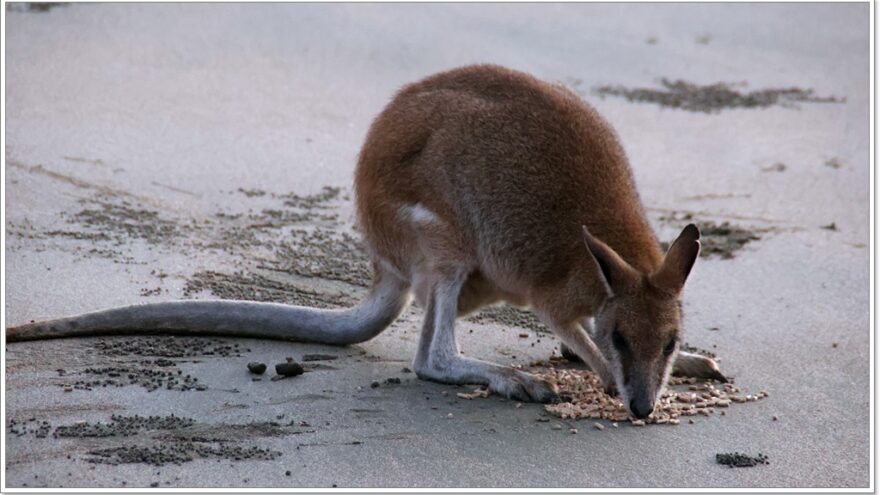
[[583, 224, 701, 419]]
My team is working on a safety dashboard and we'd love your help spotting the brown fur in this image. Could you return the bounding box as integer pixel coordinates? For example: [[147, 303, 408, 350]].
[[356, 64, 663, 325], [355, 65, 704, 414]]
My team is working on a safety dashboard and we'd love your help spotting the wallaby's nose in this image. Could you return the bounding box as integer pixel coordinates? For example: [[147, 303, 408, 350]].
[[629, 398, 654, 419]]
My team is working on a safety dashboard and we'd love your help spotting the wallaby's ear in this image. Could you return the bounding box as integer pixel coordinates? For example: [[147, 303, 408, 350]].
[[582, 226, 639, 296], [651, 224, 701, 294]]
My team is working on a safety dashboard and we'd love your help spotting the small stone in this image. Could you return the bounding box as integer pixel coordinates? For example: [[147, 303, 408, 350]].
[[285, 471, 291, 476], [832, 342, 839, 348], [593, 423, 604, 431], [446, 413, 454, 419], [247, 362, 267, 375], [370, 381, 380, 388], [275, 361, 304, 377], [551, 424, 563, 430], [772, 415, 779, 421], [570, 428, 578, 434]]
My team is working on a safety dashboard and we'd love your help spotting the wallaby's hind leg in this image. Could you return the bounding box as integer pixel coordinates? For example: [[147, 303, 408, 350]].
[[411, 268, 558, 403]]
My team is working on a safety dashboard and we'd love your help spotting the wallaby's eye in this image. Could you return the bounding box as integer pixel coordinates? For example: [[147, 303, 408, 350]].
[[663, 337, 677, 356], [611, 329, 629, 352]]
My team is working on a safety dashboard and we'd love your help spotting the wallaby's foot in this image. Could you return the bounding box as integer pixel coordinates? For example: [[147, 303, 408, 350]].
[[491, 369, 559, 403], [414, 355, 559, 403], [672, 351, 728, 382]]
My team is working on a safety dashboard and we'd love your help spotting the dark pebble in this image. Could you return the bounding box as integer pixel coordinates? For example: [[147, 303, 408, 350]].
[[370, 381, 380, 388], [275, 362, 304, 377], [248, 362, 266, 375]]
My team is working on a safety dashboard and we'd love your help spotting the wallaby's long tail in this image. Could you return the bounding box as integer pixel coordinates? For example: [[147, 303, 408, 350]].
[[6, 273, 411, 344]]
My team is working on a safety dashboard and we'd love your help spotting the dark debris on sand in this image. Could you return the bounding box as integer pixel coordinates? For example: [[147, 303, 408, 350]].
[[594, 79, 843, 113]]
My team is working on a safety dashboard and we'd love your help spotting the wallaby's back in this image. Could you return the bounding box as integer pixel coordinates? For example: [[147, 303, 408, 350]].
[[356, 65, 662, 298]]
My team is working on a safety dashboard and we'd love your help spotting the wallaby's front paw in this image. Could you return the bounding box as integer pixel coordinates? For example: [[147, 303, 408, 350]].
[[492, 371, 559, 403], [673, 352, 728, 383]]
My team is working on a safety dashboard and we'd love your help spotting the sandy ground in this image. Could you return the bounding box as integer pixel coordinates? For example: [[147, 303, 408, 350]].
[[3, 3, 871, 489]]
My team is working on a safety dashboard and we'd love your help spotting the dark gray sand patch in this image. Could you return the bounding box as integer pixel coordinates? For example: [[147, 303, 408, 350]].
[[51, 337, 251, 392], [54, 415, 195, 438], [93, 336, 248, 359], [7, 418, 52, 438], [825, 157, 843, 169], [761, 162, 787, 173], [237, 188, 267, 198], [594, 79, 843, 113], [67, 364, 204, 392], [278, 186, 342, 210], [659, 214, 763, 259], [37, 187, 362, 290], [87, 444, 280, 466], [7, 2, 69, 13], [264, 228, 372, 287], [467, 305, 548, 334], [14, 414, 305, 466], [183, 270, 357, 308], [72, 198, 182, 245], [716, 452, 769, 468], [302, 353, 338, 361]]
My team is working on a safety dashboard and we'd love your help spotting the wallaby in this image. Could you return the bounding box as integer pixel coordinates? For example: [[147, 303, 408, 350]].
[[6, 65, 724, 418]]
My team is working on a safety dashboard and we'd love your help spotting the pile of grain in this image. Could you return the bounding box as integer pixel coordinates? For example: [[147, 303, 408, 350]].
[[535, 368, 767, 426]]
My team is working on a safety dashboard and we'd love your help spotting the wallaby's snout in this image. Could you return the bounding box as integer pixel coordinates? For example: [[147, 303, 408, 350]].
[[629, 397, 655, 419]]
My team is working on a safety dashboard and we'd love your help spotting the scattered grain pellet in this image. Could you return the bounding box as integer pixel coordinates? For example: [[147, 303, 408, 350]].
[[446, 413, 453, 419], [593, 423, 604, 431], [551, 424, 563, 430], [631, 420, 646, 427], [570, 428, 578, 434], [518, 333, 529, 338]]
